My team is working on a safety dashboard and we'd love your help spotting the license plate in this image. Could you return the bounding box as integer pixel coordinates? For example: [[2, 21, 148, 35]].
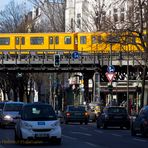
[[35, 134, 49, 138], [38, 122, 45, 125], [75, 113, 81, 115], [114, 116, 122, 119]]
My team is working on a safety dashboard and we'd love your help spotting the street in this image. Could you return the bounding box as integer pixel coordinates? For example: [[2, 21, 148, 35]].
[[0, 123, 148, 148]]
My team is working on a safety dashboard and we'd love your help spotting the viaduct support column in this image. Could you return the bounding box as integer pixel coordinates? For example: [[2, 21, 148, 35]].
[[83, 71, 94, 103]]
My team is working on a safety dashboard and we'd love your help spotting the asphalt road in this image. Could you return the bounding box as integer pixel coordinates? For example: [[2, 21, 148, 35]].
[[0, 123, 148, 148]]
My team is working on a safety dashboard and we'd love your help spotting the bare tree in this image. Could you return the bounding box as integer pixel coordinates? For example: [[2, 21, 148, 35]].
[[0, 0, 28, 33], [28, 0, 66, 32]]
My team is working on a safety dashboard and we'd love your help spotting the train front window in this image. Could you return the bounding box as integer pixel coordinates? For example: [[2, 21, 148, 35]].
[[64, 36, 71, 44], [80, 36, 86, 44], [0, 38, 10, 45], [30, 37, 44, 45]]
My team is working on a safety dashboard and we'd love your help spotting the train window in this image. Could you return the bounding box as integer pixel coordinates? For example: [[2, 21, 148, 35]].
[[92, 36, 97, 44], [15, 37, 19, 45], [64, 36, 71, 44], [55, 36, 59, 44], [75, 37, 78, 44], [21, 37, 25, 45], [126, 36, 136, 44], [0, 37, 10, 45], [30, 37, 44, 45], [49, 37, 53, 44], [80, 36, 86, 44], [106, 35, 119, 43], [98, 36, 102, 43]]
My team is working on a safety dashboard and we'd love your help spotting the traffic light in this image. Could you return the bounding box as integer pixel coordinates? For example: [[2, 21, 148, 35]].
[[54, 54, 60, 67]]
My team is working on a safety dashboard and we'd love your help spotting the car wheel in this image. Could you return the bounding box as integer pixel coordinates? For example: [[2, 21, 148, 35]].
[[52, 138, 61, 145], [15, 130, 21, 144], [141, 126, 147, 137], [80, 122, 83, 125], [97, 123, 100, 128], [102, 123, 107, 129], [131, 125, 136, 136], [85, 121, 88, 125], [126, 125, 130, 130]]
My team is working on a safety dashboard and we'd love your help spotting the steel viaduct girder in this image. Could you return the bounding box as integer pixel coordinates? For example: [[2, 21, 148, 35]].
[[0, 50, 145, 72], [0, 50, 101, 72]]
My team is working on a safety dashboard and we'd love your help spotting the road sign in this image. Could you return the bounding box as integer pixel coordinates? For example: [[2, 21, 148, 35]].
[[105, 72, 115, 82], [107, 65, 115, 73], [72, 51, 80, 59]]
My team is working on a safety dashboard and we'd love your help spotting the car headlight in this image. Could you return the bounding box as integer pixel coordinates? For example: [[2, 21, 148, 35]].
[[51, 120, 60, 127], [4, 115, 13, 120], [21, 121, 32, 129]]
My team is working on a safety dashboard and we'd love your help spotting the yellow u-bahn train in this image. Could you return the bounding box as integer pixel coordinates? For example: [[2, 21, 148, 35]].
[[0, 32, 144, 54]]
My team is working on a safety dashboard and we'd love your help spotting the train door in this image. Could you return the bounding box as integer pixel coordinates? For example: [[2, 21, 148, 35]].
[[15, 36, 25, 51]]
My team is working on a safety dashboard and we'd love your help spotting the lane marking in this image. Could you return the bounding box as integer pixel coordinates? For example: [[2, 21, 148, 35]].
[[84, 142, 98, 147], [62, 135, 77, 140], [111, 134, 122, 137], [133, 138, 147, 142], [71, 132, 92, 136], [94, 130, 103, 134]]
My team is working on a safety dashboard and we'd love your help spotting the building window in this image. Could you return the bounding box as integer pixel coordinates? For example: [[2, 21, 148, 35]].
[[36, 8, 39, 16], [80, 36, 86, 44], [120, 13, 124, 22], [71, 18, 74, 30], [113, 13, 118, 22], [30, 37, 44, 45], [77, 13, 81, 28], [0, 37, 10, 45], [64, 36, 71, 44], [49, 37, 53, 44], [114, 8, 118, 13]]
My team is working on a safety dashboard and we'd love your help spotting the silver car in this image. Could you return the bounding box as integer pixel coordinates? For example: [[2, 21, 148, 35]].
[[1, 101, 24, 128]]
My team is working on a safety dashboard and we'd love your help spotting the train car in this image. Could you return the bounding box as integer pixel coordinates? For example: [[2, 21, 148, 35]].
[[0, 32, 77, 54], [77, 32, 115, 53]]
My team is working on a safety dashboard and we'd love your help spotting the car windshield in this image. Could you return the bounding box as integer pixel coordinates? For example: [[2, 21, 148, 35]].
[[68, 106, 85, 111], [22, 105, 57, 121], [4, 103, 23, 111], [108, 107, 127, 114], [0, 103, 4, 110]]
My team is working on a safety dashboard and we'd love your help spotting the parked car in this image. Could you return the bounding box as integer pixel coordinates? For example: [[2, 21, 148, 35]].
[[64, 105, 89, 124], [1, 101, 24, 128], [0, 102, 6, 126], [131, 105, 148, 137], [14, 102, 62, 144], [57, 110, 64, 124], [96, 106, 130, 129]]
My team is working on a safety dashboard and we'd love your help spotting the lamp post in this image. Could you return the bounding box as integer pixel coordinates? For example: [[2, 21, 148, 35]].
[[127, 45, 129, 114]]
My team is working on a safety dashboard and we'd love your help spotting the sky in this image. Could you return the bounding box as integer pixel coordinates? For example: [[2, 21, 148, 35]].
[[0, 0, 31, 10]]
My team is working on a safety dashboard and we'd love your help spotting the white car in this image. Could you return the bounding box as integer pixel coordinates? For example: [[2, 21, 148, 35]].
[[14, 102, 62, 145]]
